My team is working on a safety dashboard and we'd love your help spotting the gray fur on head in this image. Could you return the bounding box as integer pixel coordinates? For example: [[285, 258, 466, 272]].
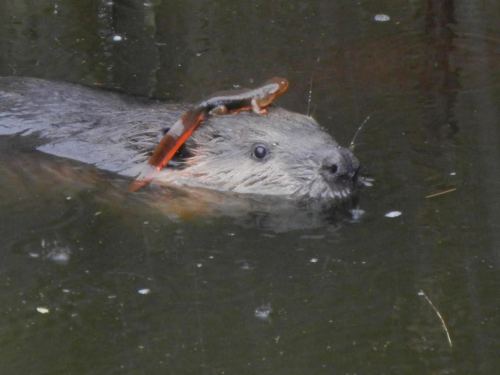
[[156, 108, 360, 201]]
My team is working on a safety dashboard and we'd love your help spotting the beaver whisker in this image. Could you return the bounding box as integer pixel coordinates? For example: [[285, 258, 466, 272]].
[[349, 114, 372, 151]]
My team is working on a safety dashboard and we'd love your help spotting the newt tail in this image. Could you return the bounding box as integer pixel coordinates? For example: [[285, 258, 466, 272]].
[[128, 108, 208, 192], [149, 108, 207, 170]]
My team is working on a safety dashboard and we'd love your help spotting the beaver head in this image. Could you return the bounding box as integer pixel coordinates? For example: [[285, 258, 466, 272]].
[[155, 108, 360, 201]]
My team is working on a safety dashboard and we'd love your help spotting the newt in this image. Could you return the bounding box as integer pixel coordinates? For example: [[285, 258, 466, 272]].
[[198, 76, 289, 115], [129, 77, 289, 192]]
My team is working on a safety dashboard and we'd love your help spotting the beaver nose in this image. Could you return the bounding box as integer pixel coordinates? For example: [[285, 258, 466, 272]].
[[321, 147, 360, 181]]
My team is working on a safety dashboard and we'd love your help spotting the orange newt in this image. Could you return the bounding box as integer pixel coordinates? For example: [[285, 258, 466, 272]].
[[129, 77, 289, 192], [198, 76, 289, 115]]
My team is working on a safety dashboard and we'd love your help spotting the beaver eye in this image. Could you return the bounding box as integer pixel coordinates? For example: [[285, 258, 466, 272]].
[[253, 144, 268, 160]]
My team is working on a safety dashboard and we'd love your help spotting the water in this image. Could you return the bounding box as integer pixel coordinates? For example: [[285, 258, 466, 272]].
[[1, 0, 499, 373]]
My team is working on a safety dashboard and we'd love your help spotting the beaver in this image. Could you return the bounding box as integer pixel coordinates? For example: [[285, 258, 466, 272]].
[[0, 77, 360, 202]]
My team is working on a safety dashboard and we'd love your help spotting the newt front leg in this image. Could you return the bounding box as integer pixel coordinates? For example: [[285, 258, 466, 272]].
[[251, 98, 268, 115]]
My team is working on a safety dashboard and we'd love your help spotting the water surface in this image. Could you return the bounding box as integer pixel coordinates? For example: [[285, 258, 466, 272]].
[[0, 1, 499, 374]]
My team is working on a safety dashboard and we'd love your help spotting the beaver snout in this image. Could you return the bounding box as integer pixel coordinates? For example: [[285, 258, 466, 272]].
[[320, 147, 360, 185]]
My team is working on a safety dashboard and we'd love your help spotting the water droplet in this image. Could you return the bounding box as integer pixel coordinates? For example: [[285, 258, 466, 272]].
[[350, 208, 365, 221], [384, 210, 402, 218], [240, 261, 252, 270], [254, 304, 272, 320], [47, 246, 71, 265], [374, 14, 390, 22]]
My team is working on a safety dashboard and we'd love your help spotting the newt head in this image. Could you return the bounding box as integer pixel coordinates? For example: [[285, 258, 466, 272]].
[[267, 76, 289, 95], [255, 77, 289, 109]]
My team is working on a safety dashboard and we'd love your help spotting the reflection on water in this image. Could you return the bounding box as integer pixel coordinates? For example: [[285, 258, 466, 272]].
[[1, 0, 500, 374]]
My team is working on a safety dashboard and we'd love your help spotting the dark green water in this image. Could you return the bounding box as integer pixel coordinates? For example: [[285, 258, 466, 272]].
[[0, 0, 499, 374]]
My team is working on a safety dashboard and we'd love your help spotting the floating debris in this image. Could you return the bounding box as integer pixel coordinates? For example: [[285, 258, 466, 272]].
[[310, 258, 319, 263], [300, 234, 325, 240], [425, 187, 456, 199], [36, 307, 50, 314], [374, 14, 391, 22], [240, 261, 252, 270], [137, 288, 151, 295], [384, 210, 402, 218], [254, 304, 272, 320], [112, 35, 123, 42], [47, 246, 71, 265], [418, 289, 453, 349]]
